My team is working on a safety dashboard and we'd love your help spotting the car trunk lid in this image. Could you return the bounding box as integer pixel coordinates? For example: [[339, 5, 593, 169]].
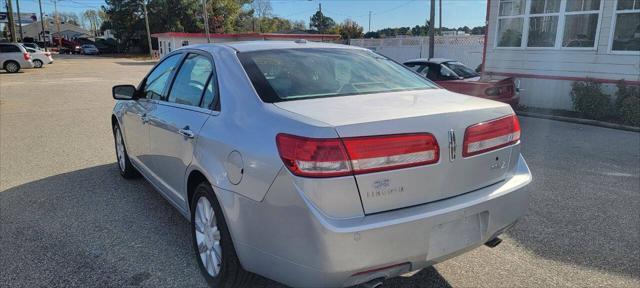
[[274, 89, 517, 214]]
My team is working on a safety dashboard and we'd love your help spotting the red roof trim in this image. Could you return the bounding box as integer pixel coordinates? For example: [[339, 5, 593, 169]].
[[486, 71, 640, 85], [150, 32, 340, 40]]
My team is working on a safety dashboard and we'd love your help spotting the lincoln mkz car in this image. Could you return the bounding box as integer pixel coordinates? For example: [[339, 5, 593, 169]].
[[111, 41, 532, 287]]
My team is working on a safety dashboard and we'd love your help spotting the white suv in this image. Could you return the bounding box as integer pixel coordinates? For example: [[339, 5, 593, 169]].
[[0, 43, 35, 73]]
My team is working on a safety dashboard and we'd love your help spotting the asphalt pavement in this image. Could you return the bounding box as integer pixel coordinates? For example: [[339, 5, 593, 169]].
[[1, 55, 638, 287]]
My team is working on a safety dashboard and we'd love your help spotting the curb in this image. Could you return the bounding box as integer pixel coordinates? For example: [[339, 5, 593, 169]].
[[516, 111, 640, 133]]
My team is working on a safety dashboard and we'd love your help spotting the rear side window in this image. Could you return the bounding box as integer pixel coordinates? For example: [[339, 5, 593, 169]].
[[201, 73, 219, 110], [167, 53, 213, 107], [144, 53, 182, 100], [0, 45, 21, 53]]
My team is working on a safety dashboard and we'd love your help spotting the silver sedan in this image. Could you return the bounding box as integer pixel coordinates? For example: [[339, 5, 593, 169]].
[[111, 41, 531, 287]]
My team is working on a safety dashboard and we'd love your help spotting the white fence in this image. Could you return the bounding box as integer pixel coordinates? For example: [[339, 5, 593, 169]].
[[350, 35, 485, 69]]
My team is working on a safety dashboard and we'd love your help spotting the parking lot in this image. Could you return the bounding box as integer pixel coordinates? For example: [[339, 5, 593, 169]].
[[1, 55, 638, 287]]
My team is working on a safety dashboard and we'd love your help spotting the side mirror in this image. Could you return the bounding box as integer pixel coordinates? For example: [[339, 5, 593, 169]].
[[112, 85, 137, 100]]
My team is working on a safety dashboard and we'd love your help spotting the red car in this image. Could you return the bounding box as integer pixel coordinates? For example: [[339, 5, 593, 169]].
[[404, 58, 519, 106]]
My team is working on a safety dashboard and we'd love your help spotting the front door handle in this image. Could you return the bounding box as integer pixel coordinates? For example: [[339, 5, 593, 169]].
[[137, 113, 149, 124], [178, 126, 195, 139]]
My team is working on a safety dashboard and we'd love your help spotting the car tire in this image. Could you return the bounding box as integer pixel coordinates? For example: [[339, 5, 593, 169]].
[[112, 123, 139, 178], [4, 61, 20, 73], [33, 59, 43, 68], [191, 183, 255, 288]]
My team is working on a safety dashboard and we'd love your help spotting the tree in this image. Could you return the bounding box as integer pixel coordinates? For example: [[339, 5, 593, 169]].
[[470, 26, 485, 35], [363, 31, 380, 38], [309, 10, 334, 33], [82, 9, 101, 36], [60, 12, 81, 26], [251, 0, 272, 19], [207, 0, 253, 33], [337, 19, 363, 40], [292, 20, 306, 31]]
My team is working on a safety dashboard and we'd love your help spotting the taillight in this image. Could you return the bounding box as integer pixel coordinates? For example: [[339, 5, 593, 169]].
[[485, 86, 514, 98], [463, 114, 520, 157], [23, 52, 30, 60], [276, 133, 439, 178]]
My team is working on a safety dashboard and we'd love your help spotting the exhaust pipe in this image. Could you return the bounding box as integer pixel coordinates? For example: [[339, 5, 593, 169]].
[[360, 278, 384, 288], [485, 237, 502, 248]]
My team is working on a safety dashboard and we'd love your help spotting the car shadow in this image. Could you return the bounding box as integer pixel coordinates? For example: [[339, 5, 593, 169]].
[[114, 61, 158, 66], [505, 117, 640, 278], [0, 164, 451, 287]]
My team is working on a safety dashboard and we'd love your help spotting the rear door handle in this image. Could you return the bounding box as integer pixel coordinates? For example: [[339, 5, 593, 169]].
[[178, 126, 195, 139]]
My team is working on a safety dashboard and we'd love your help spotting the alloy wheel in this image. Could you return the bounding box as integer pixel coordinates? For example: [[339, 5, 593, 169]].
[[5, 62, 19, 73], [195, 196, 222, 277], [114, 127, 126, 172]]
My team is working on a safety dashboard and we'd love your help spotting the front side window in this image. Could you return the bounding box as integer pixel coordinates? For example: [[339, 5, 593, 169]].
[[612, 0, 640, 52], [405, 63, 430, 77], [144, 53, 182, 100], [239, 49, 436, 103], [167, 54, 213, 107]]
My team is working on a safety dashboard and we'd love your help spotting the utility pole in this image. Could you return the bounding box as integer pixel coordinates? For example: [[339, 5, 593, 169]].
[[438, 0, 442, 36], [368, 11, 371, 33], [202, 0, 210, 43], [6, 0, 16, 42], [15, 0, 24, 40], [142, 0, 153, 57], [38, 0, 46, 50], [53, 0, 61, 50], [429, 0, 435, 58]]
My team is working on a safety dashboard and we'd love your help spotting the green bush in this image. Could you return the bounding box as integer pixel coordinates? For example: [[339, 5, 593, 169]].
[[614, 81, 640, 127], [571, 80, 611, 120], [619, 95, 640, 127]]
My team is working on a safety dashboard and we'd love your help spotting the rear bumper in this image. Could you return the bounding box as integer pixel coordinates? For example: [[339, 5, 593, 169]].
[[219, 155, 532, 287]]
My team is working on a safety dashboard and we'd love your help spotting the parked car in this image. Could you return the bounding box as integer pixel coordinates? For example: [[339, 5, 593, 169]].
[[404, 58, 520, 106], [0, 43, 34, 73], [79, 44, 100, 55], [22, 42, 43, 51], [111, 42, 531, 288], [23, 46, 54, 68]]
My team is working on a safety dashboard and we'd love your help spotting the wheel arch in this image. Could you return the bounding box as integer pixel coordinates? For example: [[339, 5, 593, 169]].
[[187, 169, 210, 212]]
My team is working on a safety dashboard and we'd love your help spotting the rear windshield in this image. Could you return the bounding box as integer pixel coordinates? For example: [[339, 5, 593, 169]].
[[238, 48, 436, 102]]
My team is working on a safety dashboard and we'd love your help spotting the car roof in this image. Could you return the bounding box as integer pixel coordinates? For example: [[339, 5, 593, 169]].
[[404, 58, 454, 64], [190, 40, 368, 53]]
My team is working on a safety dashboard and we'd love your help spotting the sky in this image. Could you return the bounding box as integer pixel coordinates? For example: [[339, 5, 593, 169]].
[[13, 0, 487, 32]]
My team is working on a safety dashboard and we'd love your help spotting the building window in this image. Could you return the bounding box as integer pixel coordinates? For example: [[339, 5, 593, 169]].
[[611, 0, 640, 52], [496, 0, 602, 49], [497, 0, 525, 47], [562, 0, 601, 48], [168, 42, 172, 52], [528, 0, 561, 47]]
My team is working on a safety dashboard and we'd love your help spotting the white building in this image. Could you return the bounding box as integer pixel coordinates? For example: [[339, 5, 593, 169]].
[[151, 32, 341, 58], [484, 0, 640, 110]]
